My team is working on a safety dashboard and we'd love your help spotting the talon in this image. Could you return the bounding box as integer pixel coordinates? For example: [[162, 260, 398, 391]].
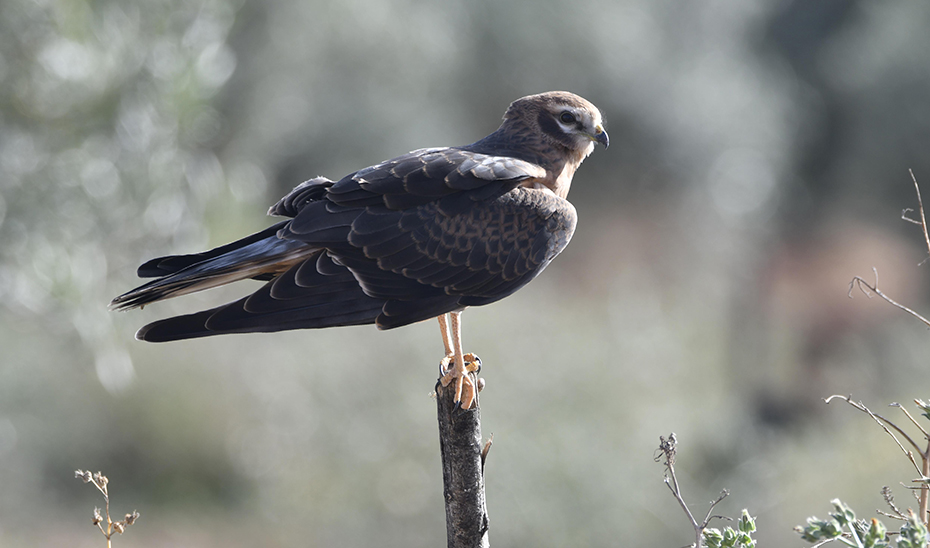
[[455, 374, 464, 404], [439, 355, 454, 379], [463, 353, 481, 374], [456, 374, 477, 409], [439, 357, 478, 409]]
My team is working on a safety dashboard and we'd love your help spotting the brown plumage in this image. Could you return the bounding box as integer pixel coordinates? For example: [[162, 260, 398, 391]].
[[111, 91, 608, 408]]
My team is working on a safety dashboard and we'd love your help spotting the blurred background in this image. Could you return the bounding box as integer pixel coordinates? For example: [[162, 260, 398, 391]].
[[2, 0, 930, 545]]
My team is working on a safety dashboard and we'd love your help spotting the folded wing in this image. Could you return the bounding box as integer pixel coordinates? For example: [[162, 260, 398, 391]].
[[114, 147, 576, 341]]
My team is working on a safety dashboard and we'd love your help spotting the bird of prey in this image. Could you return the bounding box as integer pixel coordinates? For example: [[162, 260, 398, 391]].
[[111, 91, 608, 409]]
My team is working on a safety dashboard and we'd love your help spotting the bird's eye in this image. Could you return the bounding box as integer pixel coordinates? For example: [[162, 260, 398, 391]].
[[559, 111, 576, 124]]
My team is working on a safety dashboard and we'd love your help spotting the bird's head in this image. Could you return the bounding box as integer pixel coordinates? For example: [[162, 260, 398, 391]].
[[504, 91, 609, 157]]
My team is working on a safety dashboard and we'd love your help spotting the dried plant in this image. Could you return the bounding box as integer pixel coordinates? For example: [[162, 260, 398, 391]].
[[655, 433, 757, 548], [74, 470, 139, 547], [797, 172, 930, 547], [795, 398, 930, 547]]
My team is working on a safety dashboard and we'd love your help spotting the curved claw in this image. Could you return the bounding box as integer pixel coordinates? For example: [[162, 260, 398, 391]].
[[439, 355, 453, 376], [463, 353, 481, 374], [455, 374, 478, 410], [439, 352, 481, 409]]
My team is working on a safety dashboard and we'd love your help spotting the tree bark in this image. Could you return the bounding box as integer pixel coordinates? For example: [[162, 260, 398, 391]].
[[436, 372, 489, 548]]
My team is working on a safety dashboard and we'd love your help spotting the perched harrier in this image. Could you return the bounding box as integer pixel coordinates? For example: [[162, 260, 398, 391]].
[[112, 91, 608, 409]]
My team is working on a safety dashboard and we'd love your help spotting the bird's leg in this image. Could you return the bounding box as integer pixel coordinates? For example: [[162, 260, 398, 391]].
[[439, 310, 480, 409], [437, 313, 456, 379], [438, 313, 454, 359]]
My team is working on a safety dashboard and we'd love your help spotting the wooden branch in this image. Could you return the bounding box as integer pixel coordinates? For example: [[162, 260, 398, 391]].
[[436, 371, 490, 548]]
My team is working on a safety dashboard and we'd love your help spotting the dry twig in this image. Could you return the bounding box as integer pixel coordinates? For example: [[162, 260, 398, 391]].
[[879, 485, 909, 521], [849, 171, 930, 328], [74, 470, 139, 547], [848, 269, 930, 329], [656, 433, 730, 547], [846, 172, 930, 526], [900, 169, 930, 259], [823, 396, 930, 526]]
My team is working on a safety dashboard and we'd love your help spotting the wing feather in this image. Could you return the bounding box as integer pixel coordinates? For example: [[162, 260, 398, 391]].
[[347, 187, 576, 310], [268, 177, 335, 218], [122, 143, 574, 339]]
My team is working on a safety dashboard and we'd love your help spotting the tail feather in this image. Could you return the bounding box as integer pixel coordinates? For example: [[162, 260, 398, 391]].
[[137, 222, 288, 277], [137, 304, 383, 342], [116, 220, 465, 341], [129, 246, 389, 342], [135, 309, 219, 342], [110, 225, 317, 311], [135, 268, 385, 342], [206, 294, 384, 333]]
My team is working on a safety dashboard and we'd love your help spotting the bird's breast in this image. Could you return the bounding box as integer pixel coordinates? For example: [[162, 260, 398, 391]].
[[519, 157, 583, 200]]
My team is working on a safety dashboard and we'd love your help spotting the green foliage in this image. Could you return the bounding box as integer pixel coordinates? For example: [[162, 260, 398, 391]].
[[796, 500, 928, 548], [897, 512, 930, 548], [863, 519, 889, 548], [703, 510, 757, 548]]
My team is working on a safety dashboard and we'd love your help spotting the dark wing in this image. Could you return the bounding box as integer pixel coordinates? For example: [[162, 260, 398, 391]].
[[136, 251, 385, 342], [127, 147, 574, 340], [324, 147, 547, 210], [349, 186, 577, 328], [277, 148, 575, 328], [267, 176, 335, 218]]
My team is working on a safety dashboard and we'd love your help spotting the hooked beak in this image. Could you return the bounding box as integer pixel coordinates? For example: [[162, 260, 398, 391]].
[[593, 125, 609, 148]]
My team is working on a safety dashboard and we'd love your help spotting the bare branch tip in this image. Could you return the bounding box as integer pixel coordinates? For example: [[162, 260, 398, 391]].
[[848, 276, 876, 299], [481, 434, 494, 466]]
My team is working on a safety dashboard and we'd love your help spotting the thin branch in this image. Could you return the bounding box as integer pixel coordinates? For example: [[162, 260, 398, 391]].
[[877, 510, 907, 521], [881, 485, 908, 520], [74, 470, 138, 547], [701, 490, 732, 528], [824, 396, 930, 526], [848, 269, 930, 329], [906, 169, 930, 259], [656, 434, 729, 548], [841, 173, 930, 528], [810, 538, 845, 548], [866, 172, 930, 325], [480, 434, 493, 469], [922, 441, 930, 526], [824, 396, 924, 475], [658, 434, 699, 533], [890, 402, 930, 441]]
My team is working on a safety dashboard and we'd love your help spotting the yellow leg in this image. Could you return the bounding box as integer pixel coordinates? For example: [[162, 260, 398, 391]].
[[439, 311, 480, 409]]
